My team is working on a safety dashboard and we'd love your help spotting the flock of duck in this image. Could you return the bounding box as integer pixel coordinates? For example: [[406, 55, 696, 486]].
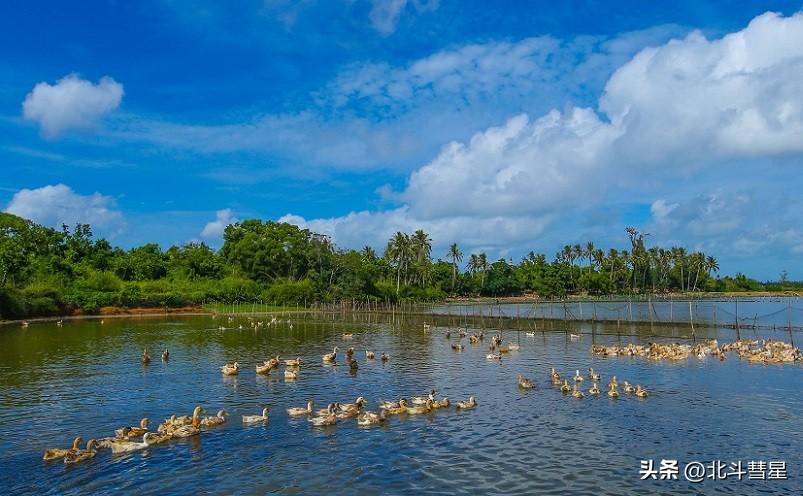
[[591, 338, 801, 364], [45, 335, 482, 465]]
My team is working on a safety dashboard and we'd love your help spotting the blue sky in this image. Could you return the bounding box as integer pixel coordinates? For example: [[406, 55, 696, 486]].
[[2, 0, 803, 280]]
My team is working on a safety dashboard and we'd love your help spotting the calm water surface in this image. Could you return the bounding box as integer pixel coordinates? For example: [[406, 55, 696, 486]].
[[0, 315, 800, 495]]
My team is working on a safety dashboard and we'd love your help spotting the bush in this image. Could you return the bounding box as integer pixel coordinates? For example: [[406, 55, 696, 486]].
[[263, 279, 315, 305]]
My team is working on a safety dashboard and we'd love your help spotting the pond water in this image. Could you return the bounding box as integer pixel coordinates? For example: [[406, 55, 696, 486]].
[[0, 314, 800, 495], [433, 296, 803, 329]]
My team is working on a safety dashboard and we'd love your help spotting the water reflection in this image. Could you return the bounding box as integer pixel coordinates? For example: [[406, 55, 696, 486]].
[[0, 314, 800, 495]]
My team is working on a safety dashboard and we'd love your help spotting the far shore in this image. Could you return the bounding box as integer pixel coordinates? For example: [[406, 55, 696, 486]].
[[445, 291, 802, 304]]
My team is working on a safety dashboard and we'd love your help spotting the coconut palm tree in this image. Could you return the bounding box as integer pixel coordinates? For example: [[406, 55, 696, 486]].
[[447, 243, 462, 290]]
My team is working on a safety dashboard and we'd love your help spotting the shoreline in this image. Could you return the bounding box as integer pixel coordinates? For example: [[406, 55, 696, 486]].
[[0, 306, 210, 327], [445, 291, 802, 304]]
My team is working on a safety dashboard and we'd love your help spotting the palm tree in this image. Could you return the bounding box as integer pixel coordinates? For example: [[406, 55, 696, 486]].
[[447, 243, 462, 290], [385, 232, 410, 292], [705, 255, 719, 279], [361, 245, 377, 261], [478, 253, 489, 288], [410, 229, 432, 286]]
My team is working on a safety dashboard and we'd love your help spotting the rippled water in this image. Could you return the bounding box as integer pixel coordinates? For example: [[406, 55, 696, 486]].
[[1, 314, 800, 495]]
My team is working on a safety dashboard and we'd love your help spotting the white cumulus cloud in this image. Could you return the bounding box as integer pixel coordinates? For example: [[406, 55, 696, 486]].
[[22, 73, 124, 137], [4, 184, 125, 234], [201, 208, 239, 239], [281, 11, 803, 261]]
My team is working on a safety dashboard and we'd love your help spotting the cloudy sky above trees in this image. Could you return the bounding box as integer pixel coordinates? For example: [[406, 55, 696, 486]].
[[2, 1, 803, 279]]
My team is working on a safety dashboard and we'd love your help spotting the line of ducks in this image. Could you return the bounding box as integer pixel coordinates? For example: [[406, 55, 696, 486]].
[[591, 339, 800, 364], [44, 392, 478, 464], [295, 391, 477, 427], [217, 346, 390, 380], [545, 367, 649, 399], [42, 406, 228, 464]]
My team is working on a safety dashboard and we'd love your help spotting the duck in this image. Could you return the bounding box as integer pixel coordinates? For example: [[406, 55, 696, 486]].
[[589, 383, 600, 395], [357, 409, 387, 426], [315, 403, 338, 417], [623, 381, 635, 394], [221, 362, 240, 376], [162, 349, 170, 361], [432, 397, 450, 409], [379, 398, 406, 410], [608, 376, 618, 389], [242, 407, 271, 424], [634, 385, 649, 398], [141, 349, 151, 364], [171, 422, 201, 438], [451, 343, 464, 351], [21, 321, 29, 328], [525, 332, 536, 337], [570, 333, 581, 341], [560, 380, 571, 393], [200, 410, 228, 427], [63, 440, 98, 465], [336, 404, 361, 420], [508, 343, 520, 351], [342, 334, 353, 339], [114, 418, 149, 438], [574, 370, 584, 382], [284, 369, 298, 380], [349, 358, 359, 371], [309, 411, 337, 426], [499, 345, 511, 353], [380, 352, 389, 362], [169, 406, 206, 430], [517, 374, 535, 389], [365, 350, 375, 359], [323, 347, 339, 362], [111, 433, 159, 453], [284, 357, 302, 367], [486, 352, 502, 360], [572, 384, 585, 399], [406, 398, 434, 414], [456, 396, 477, 410], [588, 367, 600, 381], [607, 383, 620, 398], [143, 431, 173, 445], [411, 390, 438, 405], [43, 437, 83, 461], [383, 398, 409, 415], [469, 335, 480, 344], [256, 361, 274, 374], [340, 397, 366, 411], [287, 400, 315, 417]]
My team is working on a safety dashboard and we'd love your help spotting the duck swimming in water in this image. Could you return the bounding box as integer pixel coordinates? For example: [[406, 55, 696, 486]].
[[221, 362, 240, 376], [162, 349, 170, 361], [634, 385, 649, 398], [572, 384, 584, 399], [200, 410, 228, 427], [43, 437, 82, 461], [406, 398, 434, 414], [517, 374, 535, 389], [141, 349, 151, 364], [284, 369, 298, 380], [588, 367, 600, 381], [381, 352, 389, 362], [411, 390, 437, 405], [115, 418, 149, 439], [357, 409, 387, 426], [323, 347, 339, 362], [242, 407, 271, 424], [382, 399, 408, 415], [574, 370, 584, 382], [284, 357, 302, 367], [589, 383, 600, 395], [365, 350, 375, 359], [560, 380, 571, 393], [111, 433, 158, 454], [623, 381, 635, 394], [63, 439, 98, 465], [287, 400, 315, 417], [309, 411, 337, 426], [607, 383, 620, 398], [456, 396, 477, 410]]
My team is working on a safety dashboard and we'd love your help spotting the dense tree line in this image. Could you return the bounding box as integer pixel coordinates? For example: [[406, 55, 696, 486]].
[[0, 212, 791, 319]]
